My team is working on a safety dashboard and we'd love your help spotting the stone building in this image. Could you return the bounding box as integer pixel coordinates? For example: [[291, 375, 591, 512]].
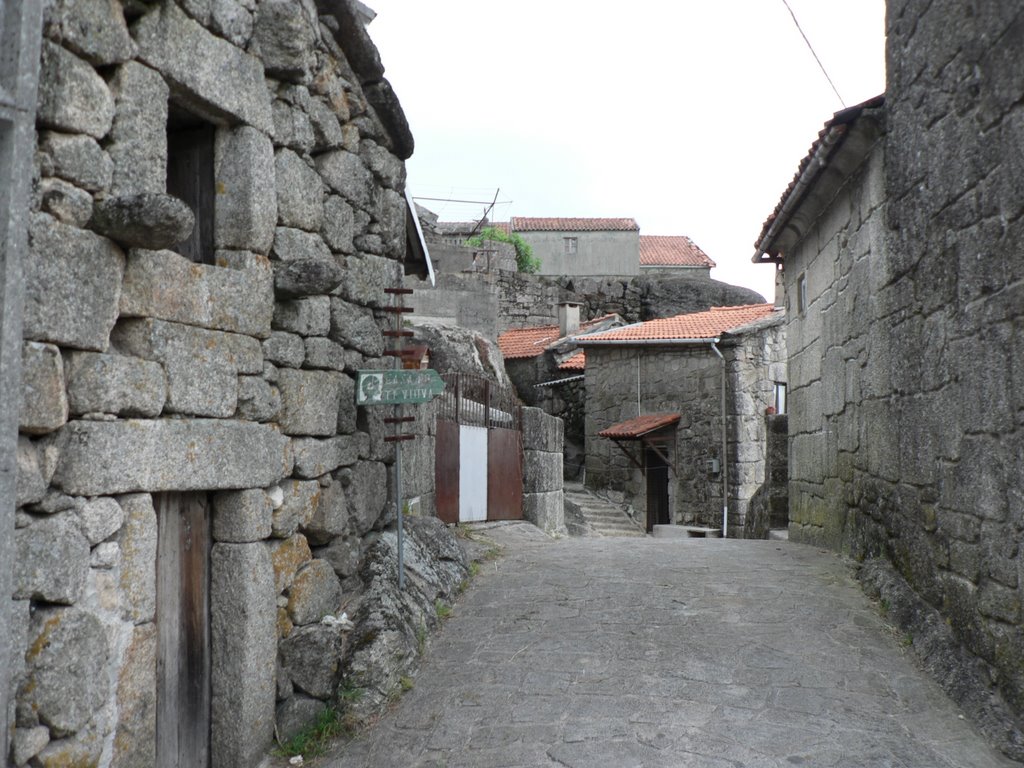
[[576, 304, 785, 536], [497, 305, 624, 477], [0, 1, 461, 767], [511, 216, 641, 277], [638, 234, 715, 279], [752, 3, 1024, 755]]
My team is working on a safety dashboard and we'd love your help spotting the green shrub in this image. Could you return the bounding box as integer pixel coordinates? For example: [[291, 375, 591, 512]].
[[465, 226, 541, 273]]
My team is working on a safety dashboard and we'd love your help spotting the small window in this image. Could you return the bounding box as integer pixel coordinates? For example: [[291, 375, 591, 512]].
[[564, 237, 578, 255], [773, 382, 787, 415], [167, 115, 215, 265], [796, 272, 808, 315]]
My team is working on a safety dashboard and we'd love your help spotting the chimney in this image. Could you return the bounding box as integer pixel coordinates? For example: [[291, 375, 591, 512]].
[[558, 302, 581, 337]]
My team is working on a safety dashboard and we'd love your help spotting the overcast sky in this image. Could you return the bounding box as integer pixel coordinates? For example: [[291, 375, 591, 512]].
[[366, 1, 886, 300]]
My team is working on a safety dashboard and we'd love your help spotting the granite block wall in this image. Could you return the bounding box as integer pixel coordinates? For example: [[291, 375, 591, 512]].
[[4, 2, 460, 766]]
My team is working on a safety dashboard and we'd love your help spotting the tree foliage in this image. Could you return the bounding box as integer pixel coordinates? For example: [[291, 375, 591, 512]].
[[465, 226, 541, 273]]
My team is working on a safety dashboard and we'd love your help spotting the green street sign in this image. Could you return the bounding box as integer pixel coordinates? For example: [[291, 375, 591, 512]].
[[356, 369, 446, 405]]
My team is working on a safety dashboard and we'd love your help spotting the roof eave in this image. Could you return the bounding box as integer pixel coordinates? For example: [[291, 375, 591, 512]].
[[753, 98, 886, 265], [577, 337, 720, 347]]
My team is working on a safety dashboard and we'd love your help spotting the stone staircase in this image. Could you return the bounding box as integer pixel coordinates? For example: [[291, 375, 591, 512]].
[[563, 484, 646, 538]]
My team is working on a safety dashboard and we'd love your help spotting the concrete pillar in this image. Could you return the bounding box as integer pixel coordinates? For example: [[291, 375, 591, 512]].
[[0, 0, 43, 757], [557, 302, 581, 337]]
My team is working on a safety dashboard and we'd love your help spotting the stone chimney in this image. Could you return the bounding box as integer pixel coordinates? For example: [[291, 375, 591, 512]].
[[558, 302, 581, 337]]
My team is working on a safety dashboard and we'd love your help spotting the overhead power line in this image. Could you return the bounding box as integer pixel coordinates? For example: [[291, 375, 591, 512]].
[[780, 0, 846, 108]]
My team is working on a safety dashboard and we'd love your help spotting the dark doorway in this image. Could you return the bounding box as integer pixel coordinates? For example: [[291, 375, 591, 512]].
[[167, 117, 215, 265], [645, 447, 670, 532], [156, 492, 211, 768]]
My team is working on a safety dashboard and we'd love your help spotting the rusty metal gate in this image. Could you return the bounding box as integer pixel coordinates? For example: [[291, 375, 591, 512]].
[[435, 373, 523, 523]]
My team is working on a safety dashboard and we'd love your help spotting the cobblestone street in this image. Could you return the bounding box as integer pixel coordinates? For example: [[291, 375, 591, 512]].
[[323, 526, 1015, 768]]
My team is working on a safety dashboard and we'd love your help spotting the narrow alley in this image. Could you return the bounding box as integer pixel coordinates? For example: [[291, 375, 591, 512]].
[[321, 526, 1014, 768]]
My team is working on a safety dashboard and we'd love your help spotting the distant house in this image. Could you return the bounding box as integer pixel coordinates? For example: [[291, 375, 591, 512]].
[[511, 217, 641, 276], [576, 304, 786, 535], [639, 235, 715, 279], [498, 304, 623, 477]]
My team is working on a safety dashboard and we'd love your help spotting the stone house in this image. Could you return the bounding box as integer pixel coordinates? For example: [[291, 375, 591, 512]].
[[0, 1, 458, 767], [497, 304, 623, 477], [576, 304, 786, 536], [511, 216, 641, 276], [751, 4, 1024, 754], [638, 235, 715, 279]]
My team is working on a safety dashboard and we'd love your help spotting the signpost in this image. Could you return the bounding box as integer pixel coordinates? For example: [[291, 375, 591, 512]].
[[356, 369, 446, 406], [357, 367, 445, 590]]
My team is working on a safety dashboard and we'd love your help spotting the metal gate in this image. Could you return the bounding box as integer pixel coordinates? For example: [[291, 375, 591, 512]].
[[435, 374, 523, 523]]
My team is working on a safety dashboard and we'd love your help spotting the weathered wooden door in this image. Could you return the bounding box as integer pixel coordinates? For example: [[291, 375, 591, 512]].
[[645, 448, 670, 532], [167, 122, 215, 265], [156, 492, 211, 768], [487, 427, 523, 520]]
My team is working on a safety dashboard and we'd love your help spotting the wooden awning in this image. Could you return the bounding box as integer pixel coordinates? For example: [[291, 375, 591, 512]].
[[598, 413, 680, 475], [598, 412, 681, 440]]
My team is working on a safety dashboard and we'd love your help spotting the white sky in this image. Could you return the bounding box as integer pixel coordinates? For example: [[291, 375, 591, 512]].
[[366, 1, 886, 300]]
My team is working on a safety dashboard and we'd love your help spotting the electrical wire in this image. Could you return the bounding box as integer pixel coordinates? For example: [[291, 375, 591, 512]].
[[780, 0, 846, 108]]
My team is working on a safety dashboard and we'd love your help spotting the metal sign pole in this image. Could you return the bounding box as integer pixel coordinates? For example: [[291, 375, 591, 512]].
[[395, 403, 404, 590]]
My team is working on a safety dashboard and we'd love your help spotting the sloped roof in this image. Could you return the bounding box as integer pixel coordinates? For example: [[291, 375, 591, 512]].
[[598, 412, 681, 439], [511, 217, 639, 232], [577, 304, 778, 344], [754, 94, 885, 261], [558, 351, 586, 371], [497, 314, 619, 360], [639, 235, 716, 268]]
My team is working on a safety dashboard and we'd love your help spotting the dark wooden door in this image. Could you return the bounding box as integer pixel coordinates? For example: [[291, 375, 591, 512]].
[[167, 124, 215, 265], [487, 427, 523, 521], [156, 492, 211, 768], [645, 448, 670, 532], [435, 419, 460, 524]]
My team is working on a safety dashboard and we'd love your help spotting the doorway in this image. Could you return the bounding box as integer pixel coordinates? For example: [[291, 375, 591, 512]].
[[645, 448, 670, 532], [156, 492, 211, 768]]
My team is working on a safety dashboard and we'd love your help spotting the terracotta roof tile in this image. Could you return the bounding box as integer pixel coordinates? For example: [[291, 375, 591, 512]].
[[497, 314, 618, 360], [511, 217, 639, 232], [559, 351, 585, 371], [599, 412, 681, 439], [577, 304, 777, 344], [639, 235, 716, 268]]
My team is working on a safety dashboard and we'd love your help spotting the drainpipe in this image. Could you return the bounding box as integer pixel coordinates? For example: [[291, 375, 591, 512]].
[[710, 342, 728, 538]]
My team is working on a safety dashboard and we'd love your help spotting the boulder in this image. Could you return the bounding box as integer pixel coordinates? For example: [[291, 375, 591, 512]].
[[274, 258, 344, 299], [90, 193, 195, 250], [280, 624, 344, 700], [345, 460, 387, 535]]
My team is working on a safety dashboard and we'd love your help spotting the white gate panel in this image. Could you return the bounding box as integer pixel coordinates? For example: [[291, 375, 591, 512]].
[[459, 425, 488, 522]]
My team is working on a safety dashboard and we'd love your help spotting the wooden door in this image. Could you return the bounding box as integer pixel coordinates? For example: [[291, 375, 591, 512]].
[[487, 427, 523, 521], [167, 124, 215, 265], [435, 419, 460, 524], [156, 492, 211, 768], [645, 448, 670, 532]]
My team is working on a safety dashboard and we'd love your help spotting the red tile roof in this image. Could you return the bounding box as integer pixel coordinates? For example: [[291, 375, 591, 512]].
[[559, 351, 585, 371], [599, 412, 681, 439], [497, 315, 618, 360], [511, 217, 639, 232], [577, 304, 777, 344], [639, 235, 716, 268]]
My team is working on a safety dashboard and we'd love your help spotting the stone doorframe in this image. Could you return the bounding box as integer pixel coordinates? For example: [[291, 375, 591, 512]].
[[0, 0, 43, 757]]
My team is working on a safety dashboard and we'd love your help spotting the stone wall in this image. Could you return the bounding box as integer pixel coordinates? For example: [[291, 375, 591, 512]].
[[781, 1, 1024, 750], [743, 414, 788, 538], [583, 323, 784, 535], [521, 407, 565, 535], [408, 267, 766, 343], [6, 2, 455, 766]]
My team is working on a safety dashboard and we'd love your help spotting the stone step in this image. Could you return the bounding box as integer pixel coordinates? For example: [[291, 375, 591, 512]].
[[564, 489, 646, 538]]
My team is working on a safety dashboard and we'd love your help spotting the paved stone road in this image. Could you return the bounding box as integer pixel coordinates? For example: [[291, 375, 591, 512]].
[[323, 526, 1015, 768]]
